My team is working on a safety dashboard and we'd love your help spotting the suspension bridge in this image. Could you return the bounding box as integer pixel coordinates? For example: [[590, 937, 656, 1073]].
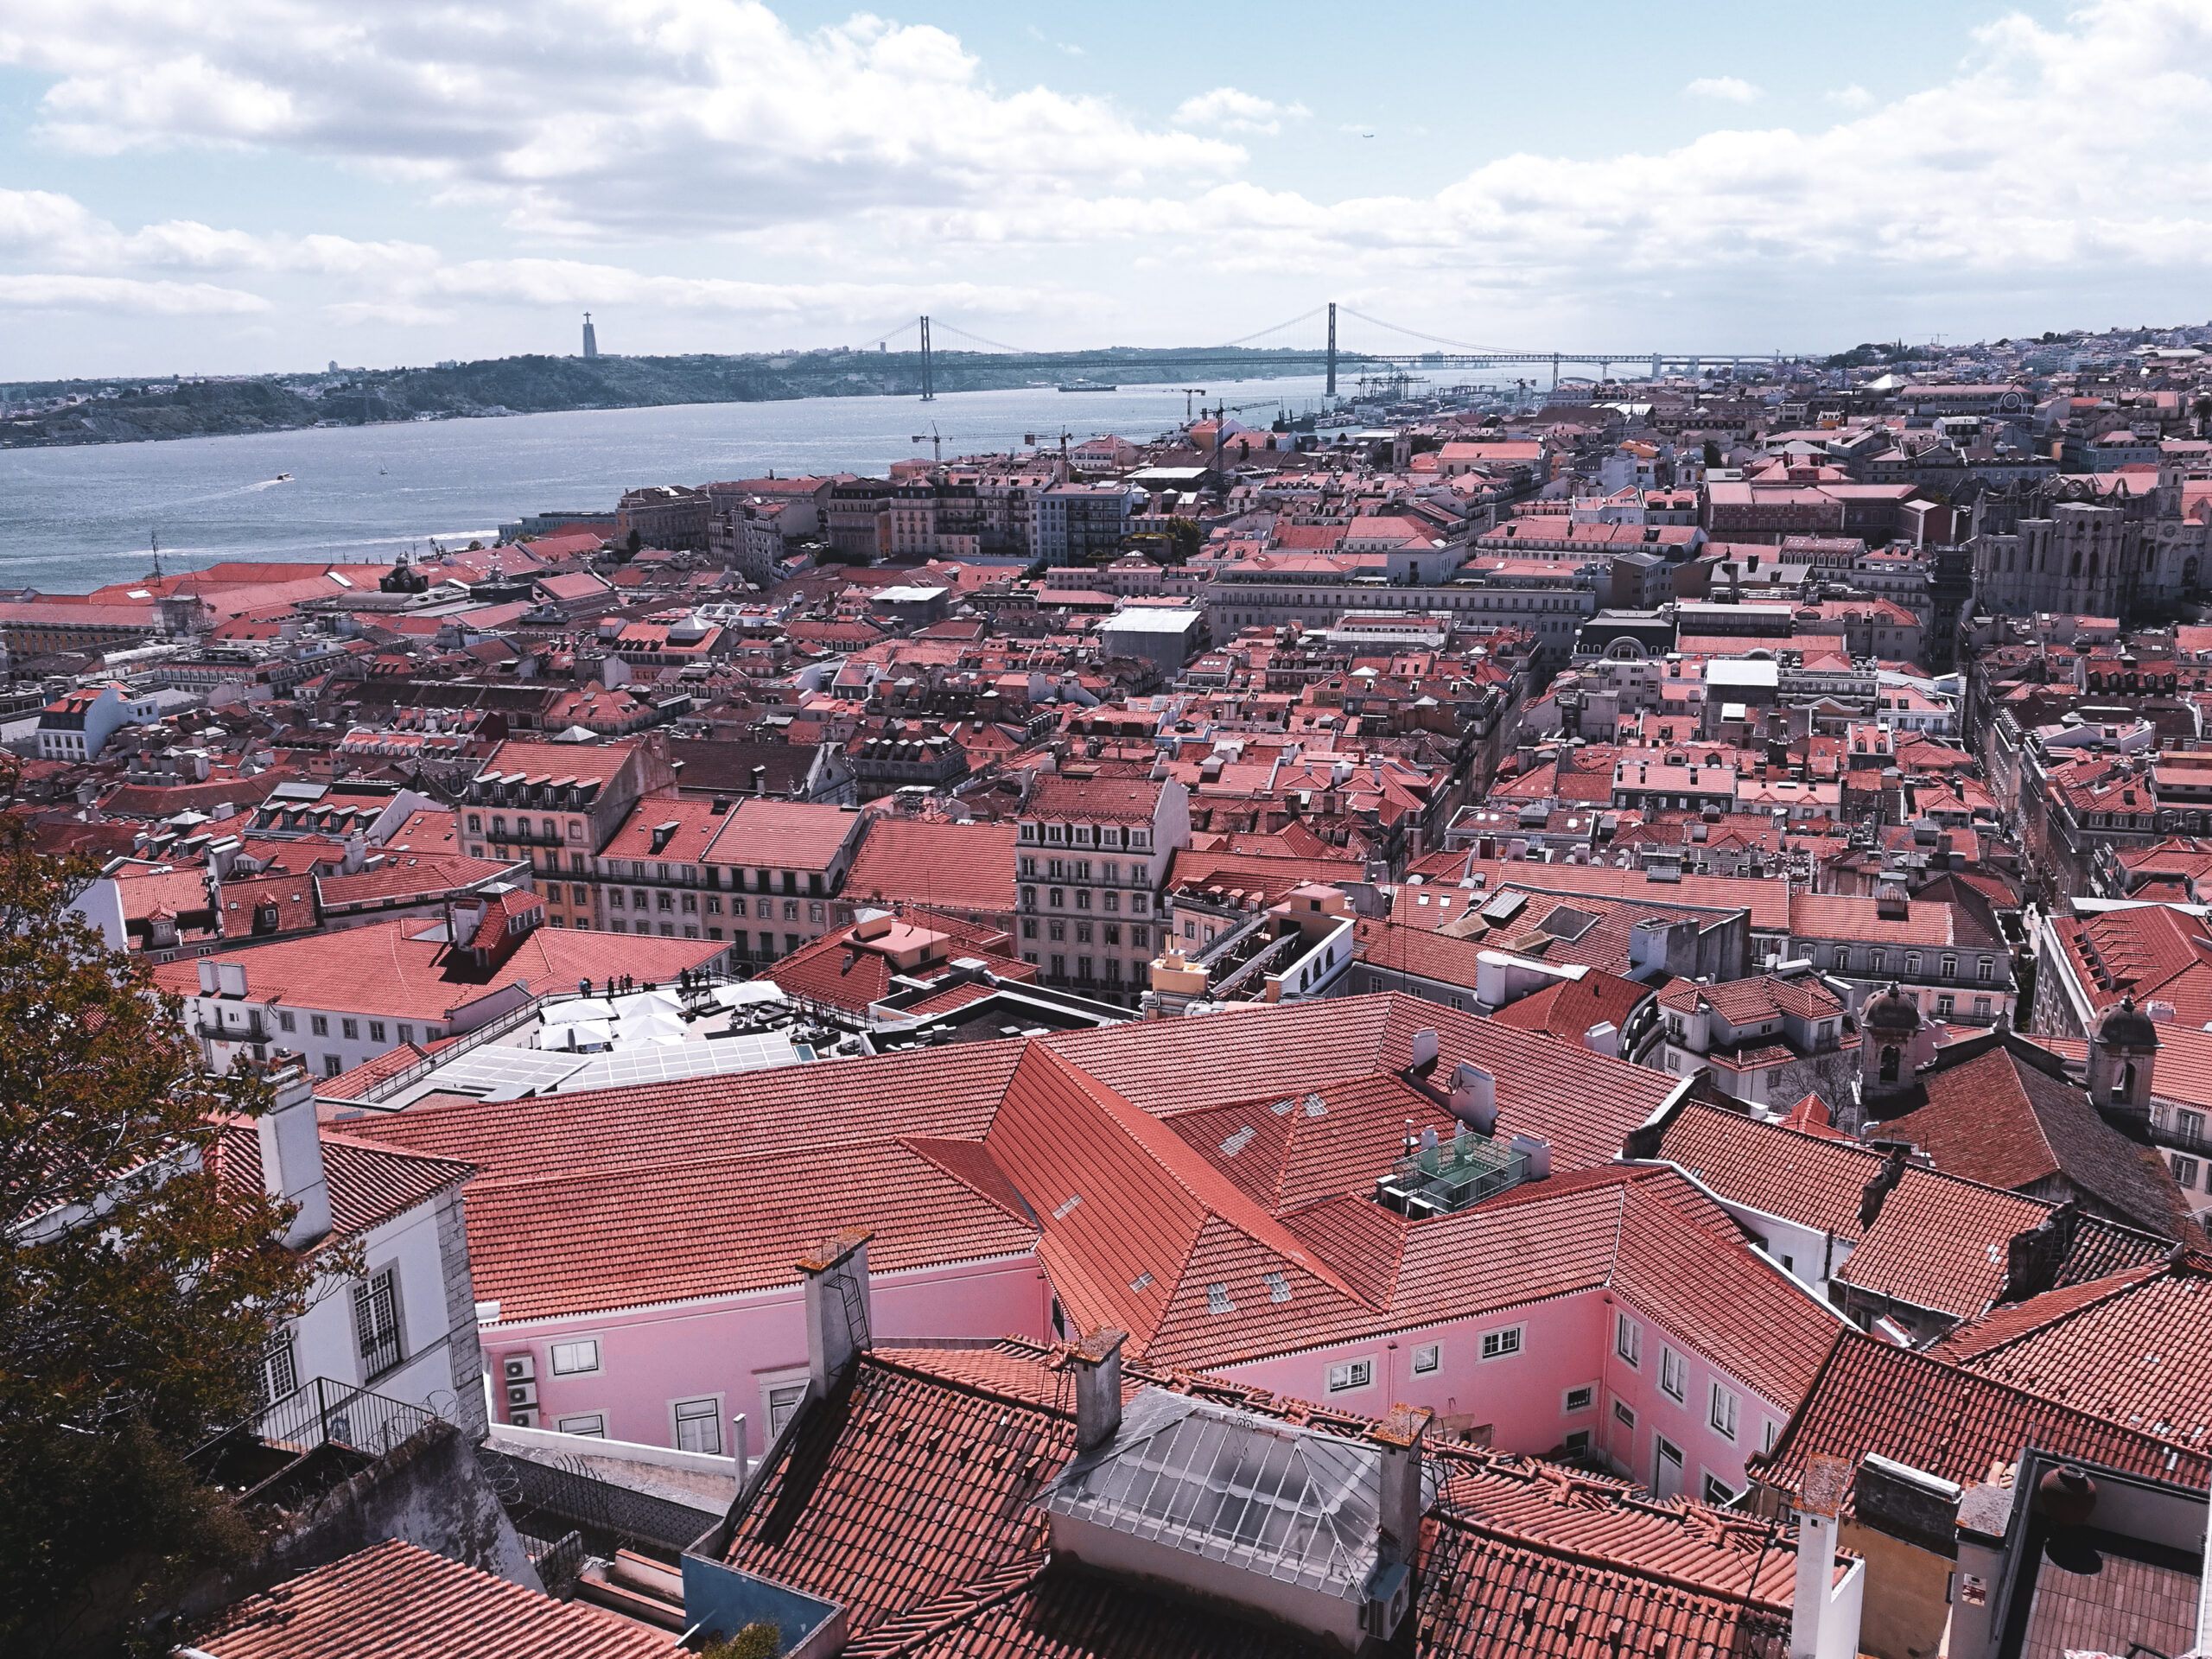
[[855, 303, 1802, 401]]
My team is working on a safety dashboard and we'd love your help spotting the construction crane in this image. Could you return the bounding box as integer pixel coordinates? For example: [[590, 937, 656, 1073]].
[[1176, 387, 1207, 422], [909, 422, 942, 465]]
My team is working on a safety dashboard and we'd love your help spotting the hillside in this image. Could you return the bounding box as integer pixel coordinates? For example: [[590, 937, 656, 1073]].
[[0, 346, 1324, 448]]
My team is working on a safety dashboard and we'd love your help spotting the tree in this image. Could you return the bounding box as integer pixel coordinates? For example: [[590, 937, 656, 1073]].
[[0, 826, 334, 1651]]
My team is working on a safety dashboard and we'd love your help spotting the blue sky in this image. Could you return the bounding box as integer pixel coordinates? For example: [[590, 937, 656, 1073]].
[[0, 0, 2203, 378]]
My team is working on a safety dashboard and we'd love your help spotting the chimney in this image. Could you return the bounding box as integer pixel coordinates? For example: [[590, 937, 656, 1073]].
[[257, 1066, 331, 1249], [1370, 1404, 1433, 1620], [752, 765, 769, 795], [1858, 1146, 1909, 1230], [1790, 1454, 1859, 1659], [1448, 1062, 1497, 1134], [1068, 1327, 1126, 1452], [798, 1227, 874, 1397], [1408, 1027, 1440, 1073], [1507, 1133, 1552, 1180]]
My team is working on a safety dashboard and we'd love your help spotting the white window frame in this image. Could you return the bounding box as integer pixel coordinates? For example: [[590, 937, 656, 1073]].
[[1710, 1382, 1739, 1441], [556, 1412, 607, 1438], [1702, 1471, 1737, 1507], [1325, 1358, 1375, 1394], [1562, 1383, 1596, 1414], [1479, 1324, 1524, 1362], [1411, 1343, 1440, 1375], [671, 1395, 724, 1456], [1612, 1397, 1637, 1430], [759, 1369, 810, 1440], [1616, 1313, 1641, 1367], [1660, 1344, 1687, 1402], [550, 1338, 601, 1376]]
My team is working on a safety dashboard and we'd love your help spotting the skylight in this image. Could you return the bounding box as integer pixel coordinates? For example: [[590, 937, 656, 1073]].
[[1263, 1273, 1291, 1304], [1129, 1272, 1154, 1294], [1220, 1126, 1256, 1156], [1206, 1283, 1234, 1313], [1053, 1194, 1083, 1220]]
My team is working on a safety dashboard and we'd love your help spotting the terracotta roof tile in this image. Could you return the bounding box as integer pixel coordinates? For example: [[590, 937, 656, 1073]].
[[843, 818, 1018, 914], [187, 1537, 677, 1658], [209, 1121, 470, 1242], [1751, 1331, 2210, 1511]]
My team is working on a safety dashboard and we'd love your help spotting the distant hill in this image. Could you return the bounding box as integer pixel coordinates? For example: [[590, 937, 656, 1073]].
[[0, 346, 1323, 448]]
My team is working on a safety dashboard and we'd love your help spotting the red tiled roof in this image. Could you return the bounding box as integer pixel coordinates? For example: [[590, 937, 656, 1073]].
[[701, 797, 860, 871], [1935, 1255, 2212, 1438], [1408, 855, 1791, 931], [729, 1338, 1815, 1659], [148, 916, 723, 1020], [1750, 1331, 2210, 1512], [209, 1121, 471, 1242], [1879, 1036, 2200, 1241], [842, 817, 1018, 914], [186, 1537, 679, 1658], [316, 854, 518, 908], [766, 915, 1028, 1016], [1487, 969, 1654, 1041], [1025, 772, 1168, 826]]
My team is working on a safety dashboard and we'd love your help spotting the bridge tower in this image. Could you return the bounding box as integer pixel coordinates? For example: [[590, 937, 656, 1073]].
[[918, 315, 934, 401], [1325, 302, 1337, 398]]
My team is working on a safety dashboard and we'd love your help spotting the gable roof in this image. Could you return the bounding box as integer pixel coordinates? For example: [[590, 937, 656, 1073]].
[[1878, 1034, 2200, 1240], [1750, 1331, 2210, 1513], [186, 1537, 677, 1659]]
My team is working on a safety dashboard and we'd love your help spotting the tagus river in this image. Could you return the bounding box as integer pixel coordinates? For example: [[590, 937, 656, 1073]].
[[0, 374, 1339, 592]]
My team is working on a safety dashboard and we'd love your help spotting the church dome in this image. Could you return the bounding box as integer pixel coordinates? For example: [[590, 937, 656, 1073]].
[[2094, 995, 2160, 1052], [1863, 982, 1921, 1036]]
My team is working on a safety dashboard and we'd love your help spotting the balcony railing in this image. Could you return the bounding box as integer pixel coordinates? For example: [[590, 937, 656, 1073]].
[[2154, 1119, 2210, 1156], [194, 1015, 269, 1044]]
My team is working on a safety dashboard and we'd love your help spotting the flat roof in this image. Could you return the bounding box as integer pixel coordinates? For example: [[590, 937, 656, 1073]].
[[1100, 609, 1204, 634]]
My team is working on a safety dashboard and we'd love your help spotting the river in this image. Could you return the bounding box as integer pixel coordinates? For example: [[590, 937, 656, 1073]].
[[0, 373, 1344, 592]]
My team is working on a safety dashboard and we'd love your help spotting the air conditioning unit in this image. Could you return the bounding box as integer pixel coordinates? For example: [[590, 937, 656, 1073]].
[[509, 1409, 537, 1429], [506, 1381, 539, 1409], [503, 1353, 535, 1383], [1361, 1561, 1411, 1639]]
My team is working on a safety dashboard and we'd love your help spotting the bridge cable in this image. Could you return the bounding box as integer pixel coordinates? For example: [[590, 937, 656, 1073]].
[[1334, 305, 1516, 356], [927, 319, 1041, 355], [1209, 303, 1331, 351]]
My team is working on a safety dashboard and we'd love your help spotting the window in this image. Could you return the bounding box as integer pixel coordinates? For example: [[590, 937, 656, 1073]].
[[1710, 1382, 1739, 1440], [1979, 957, 1994, 982], [2181, 1109, 2205, 1141], [1941, 955, 1957, 978], [1022, 918, 1038, 939], [340, 1018, 359, 1040], [276, 1011, 296, 1033], [353, 1268, 402, 1377], [368, 1020, 386, 1044], [261, 1328, 298, 1403], [310, 1014, 329, 1037], [1480, 1325, 1524, 1361], [1660, 1346, 1686, 1402], [1412, 1344, 1440, 1375], [1702, 1473, 1737, 1507], [672, 1396, 721, 1455], [1616, 1313, 1641, 1367], [1905, 951, 1921, 976], [396, 1023, 414, 1044], [1325, 1359, 1373, 1393], [1613, 1399, 1637, 1430], [1563, 1385, 1595, 1414], [556, 1413, 606, 1438], [550, 1339, 601, 1376], [467, 814, 482, 834], [2173, 1155, 2201, 1190], [1764, 1419, 1779, 1453], [766, 1382, 805, 1438], [322, 1055, 342, 1077], [1936, 995, 1955, 1018]]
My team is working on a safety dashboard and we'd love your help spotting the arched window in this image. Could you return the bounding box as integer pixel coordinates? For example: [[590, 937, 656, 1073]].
[[2118, 1061, 2136, 1102], [1880, 1046, 1900, 1084]]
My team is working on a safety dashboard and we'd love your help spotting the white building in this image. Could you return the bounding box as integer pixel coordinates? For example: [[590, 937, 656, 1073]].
[[37, 682, 159, 761]]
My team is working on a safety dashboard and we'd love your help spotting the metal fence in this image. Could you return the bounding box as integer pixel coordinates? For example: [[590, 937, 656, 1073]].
[[476, 1446, 721, 1556], [189, 1376, 437, 1473]]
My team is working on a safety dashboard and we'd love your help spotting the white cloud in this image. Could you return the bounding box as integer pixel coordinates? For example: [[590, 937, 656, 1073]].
[[1172, 87, 1310, 136], [0, 274, 269, 315], [0, 2, 1245, 238], [5, 0, 2212, 358], [1685, 76, 1762, 102]]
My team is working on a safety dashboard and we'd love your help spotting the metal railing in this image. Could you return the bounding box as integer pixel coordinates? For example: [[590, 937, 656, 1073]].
[[188, 1376, 438, 1474], [1377, 1132, 1530, 1217]]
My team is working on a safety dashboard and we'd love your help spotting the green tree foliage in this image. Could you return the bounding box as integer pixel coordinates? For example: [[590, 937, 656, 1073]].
[[0, 827, 334, 1650]]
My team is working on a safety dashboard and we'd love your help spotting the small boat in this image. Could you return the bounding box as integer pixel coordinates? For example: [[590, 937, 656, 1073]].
[[1058, 379, 1117, 392], [273, 472, 293, 482], [378, 466, 388, 475]]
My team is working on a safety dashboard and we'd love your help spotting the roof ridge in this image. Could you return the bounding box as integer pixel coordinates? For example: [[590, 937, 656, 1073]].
[[1936, 1258, 2177, 1363], [1010, 1042, 1363, 1303]]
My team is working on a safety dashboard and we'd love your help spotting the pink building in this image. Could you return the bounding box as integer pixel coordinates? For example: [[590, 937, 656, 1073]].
[[346, 995, 1838, 1494]]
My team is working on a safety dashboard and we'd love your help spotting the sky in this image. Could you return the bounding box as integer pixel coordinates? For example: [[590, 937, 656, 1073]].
[[3, 0, 2211, 379]]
